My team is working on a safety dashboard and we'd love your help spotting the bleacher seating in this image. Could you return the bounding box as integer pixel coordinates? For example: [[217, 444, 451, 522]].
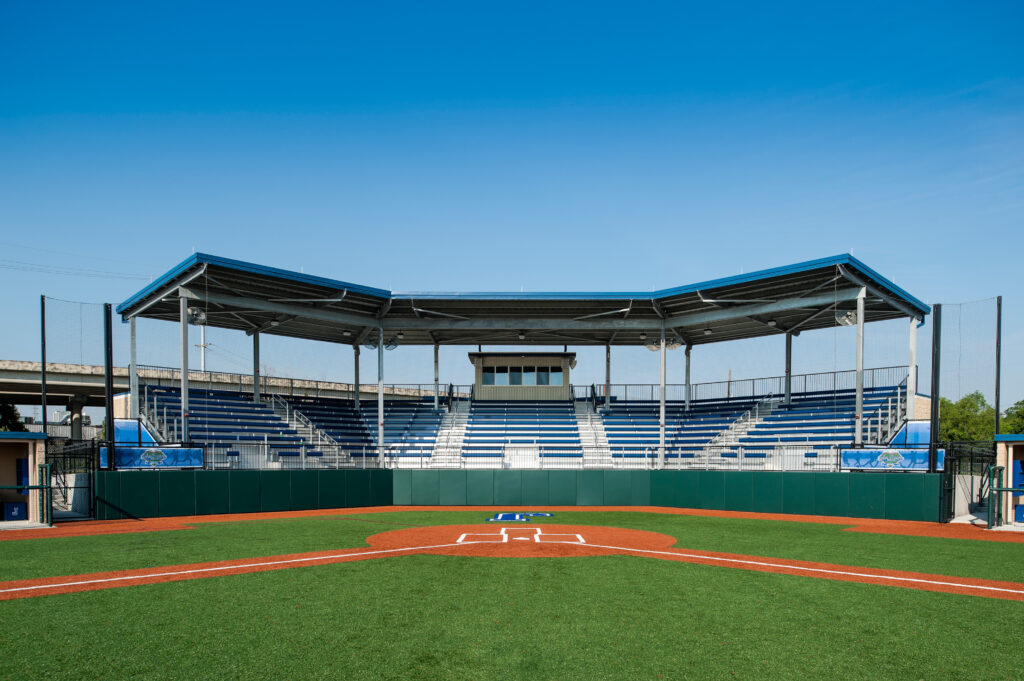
[[358, 400, 444, 454], [282, 396, 372, 451], [143, 381, 905, 469], [145, 386, 302, 446], [462, 400, 581, 458], [736, 386, 900, 450], [283, 396, 443, 456], [601, 398, 753, 458]]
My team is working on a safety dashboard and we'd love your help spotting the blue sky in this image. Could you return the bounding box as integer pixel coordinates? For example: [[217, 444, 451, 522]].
[[1, 1, 1021, 410]]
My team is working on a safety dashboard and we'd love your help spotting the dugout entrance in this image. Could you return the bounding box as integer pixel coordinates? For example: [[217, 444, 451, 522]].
[[47, 439, 99, 520]]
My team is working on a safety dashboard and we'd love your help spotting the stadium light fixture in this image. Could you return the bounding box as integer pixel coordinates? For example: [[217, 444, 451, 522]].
[[767, 320, 777, 327], [703, 328, 712, 336], [397, 332, 404, 340], [518, 332, 525, 340], [639, 332, 647, 341], [187, 307, 207, 325]]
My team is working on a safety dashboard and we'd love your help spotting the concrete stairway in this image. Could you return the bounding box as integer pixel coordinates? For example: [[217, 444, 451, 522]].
[[264, 394, 340, 449], [705, 398, 780, 451], [431, 399, 470, 468], [575, 401, 612, 467]]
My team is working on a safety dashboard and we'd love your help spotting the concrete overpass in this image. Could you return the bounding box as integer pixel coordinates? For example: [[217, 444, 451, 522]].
[[0, 360, 431, 409]]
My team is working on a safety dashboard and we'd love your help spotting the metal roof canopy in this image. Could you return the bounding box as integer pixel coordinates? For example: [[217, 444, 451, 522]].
[[117, 253, 929, 347]]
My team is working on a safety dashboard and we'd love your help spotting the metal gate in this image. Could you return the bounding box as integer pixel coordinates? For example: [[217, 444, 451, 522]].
[[940, 442, 996, 523], [46, 440, 99, 519]]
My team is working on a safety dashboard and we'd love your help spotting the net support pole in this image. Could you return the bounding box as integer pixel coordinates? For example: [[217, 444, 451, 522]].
[[200, 325, 207, 373], [103, 303, 115, 463], [377, 327, 385, 464], [995, 295, 1002, 435], [252, 332, 261, 402], [907, 317, 917, 421], [929, 304, 942, 473], [854, 288, 866, 446], [659, 326, 666, 469], [605, 344, 611, 408], [353, 344, 361, 409], [40, 295, 48, 452], [129, 316, 139, 419], [784, 333, 792, 405], [433, 343, 439, 410], [179, 294, 190, 443], [684, 344, 691, 412]]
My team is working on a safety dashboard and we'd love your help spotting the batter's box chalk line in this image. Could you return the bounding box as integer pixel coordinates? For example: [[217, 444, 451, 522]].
[[456, 527, 586, 545]]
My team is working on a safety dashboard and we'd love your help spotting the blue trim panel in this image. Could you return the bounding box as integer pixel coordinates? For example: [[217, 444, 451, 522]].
[[119, 252, 929, 317], [995, 434, 1024, 442], [397, 254, 929, 314], [0, 432, 46, 440], [117, 253, 390, 315]]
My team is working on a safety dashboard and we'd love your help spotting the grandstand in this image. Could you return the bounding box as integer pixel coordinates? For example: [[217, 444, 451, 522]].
[[106, 252, 931, 472]]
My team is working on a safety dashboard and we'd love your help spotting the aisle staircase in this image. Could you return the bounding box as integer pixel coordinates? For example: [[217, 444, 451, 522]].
[[432, 400, 470, 468], [575, 401, 611, 467]]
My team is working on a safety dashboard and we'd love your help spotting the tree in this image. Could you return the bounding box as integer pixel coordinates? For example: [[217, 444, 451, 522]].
[[938, 391, 995, 442], [0, 402, 28, 432], [1002, 399, 1024, 435]]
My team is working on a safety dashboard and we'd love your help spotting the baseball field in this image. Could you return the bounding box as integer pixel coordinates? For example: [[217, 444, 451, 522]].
[[2, 507, 1022, 680]]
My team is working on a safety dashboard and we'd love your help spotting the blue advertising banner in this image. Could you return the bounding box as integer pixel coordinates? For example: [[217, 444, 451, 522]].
[[101, 446, 204, 469], [841, 448, 945, 471]]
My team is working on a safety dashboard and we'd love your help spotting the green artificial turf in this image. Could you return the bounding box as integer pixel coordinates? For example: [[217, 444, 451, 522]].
[[2, 552, 1021, 681], [1, 510, 1021, 583]]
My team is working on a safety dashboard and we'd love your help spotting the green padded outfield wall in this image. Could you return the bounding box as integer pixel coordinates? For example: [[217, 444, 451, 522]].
[[94, 469, 393, 520], [96, 469, 942, 522], [395, 470, 941, 521]]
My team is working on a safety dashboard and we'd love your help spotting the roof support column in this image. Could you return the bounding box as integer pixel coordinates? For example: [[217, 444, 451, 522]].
[[854, 287, 866, 446], [684, 344, 691, 412], [377, 327, 384, 465], [784, 333, 792, 405], [252, 332, 261, 402], [659, 326, 666, 469], [129, 316, 139, 419], [433, 343, 439, 411], [906, 318, 917, 421], [178, 295, 189, 443], [353, 345, 361, 409], [605, 344, 611, 408]]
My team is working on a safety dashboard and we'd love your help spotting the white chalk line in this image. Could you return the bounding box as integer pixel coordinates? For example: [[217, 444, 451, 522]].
[[583, 543, 1024, 597], [0, 542, 470, 596], [6, 533, 1021, 601]]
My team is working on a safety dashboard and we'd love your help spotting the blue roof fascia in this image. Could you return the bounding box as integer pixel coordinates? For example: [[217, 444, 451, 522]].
[[116, 252, 202, 315], [995, 434, 1024, 442], [841, 254, 931, 316], [120, 252, 929, 317], [651, 253, 929, 316], [391, 291, 658, 301], [117, 253, 391, 316], [0, 432, 46, 440], [397, 253, 929, 314]]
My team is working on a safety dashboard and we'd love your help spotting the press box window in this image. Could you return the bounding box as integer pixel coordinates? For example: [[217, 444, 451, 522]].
[[549, 367, 563, 386], [482, 367, 495, 385], [495, 366, 509, 386]]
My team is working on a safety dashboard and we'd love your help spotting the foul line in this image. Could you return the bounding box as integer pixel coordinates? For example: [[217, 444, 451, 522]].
[[583, 543, 1024, 597], [0, 542, 469, 596]]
